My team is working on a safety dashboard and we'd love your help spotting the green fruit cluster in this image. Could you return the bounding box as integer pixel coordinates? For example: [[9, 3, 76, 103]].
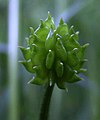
[[19, 12, 89, 89]]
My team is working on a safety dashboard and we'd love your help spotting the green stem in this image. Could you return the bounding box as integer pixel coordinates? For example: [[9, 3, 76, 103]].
[[39, 84, 55, 120]]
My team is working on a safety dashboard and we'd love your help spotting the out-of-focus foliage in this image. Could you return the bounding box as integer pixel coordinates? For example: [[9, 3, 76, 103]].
[[0, 0, 100, 120]]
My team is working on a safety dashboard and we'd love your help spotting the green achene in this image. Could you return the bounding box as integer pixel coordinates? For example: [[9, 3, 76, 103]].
[[19, 12, 89, 89]]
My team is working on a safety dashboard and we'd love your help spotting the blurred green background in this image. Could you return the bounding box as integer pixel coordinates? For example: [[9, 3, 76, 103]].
[[0, 0, 100, 120]]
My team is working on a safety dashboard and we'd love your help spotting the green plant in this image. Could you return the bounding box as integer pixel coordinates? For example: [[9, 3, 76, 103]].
[[19, 12, 89, 120]]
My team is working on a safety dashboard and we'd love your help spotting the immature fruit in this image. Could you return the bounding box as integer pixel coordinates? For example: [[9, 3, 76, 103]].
[[19, 12, 89, 89], [46, 50, 54, 69]]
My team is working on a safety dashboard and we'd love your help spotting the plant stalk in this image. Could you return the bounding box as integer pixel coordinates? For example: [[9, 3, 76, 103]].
[[39, 84, 55, 120]]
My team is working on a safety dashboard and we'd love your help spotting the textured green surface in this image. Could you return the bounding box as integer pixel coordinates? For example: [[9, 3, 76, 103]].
[[19, 12, 89, 89]]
